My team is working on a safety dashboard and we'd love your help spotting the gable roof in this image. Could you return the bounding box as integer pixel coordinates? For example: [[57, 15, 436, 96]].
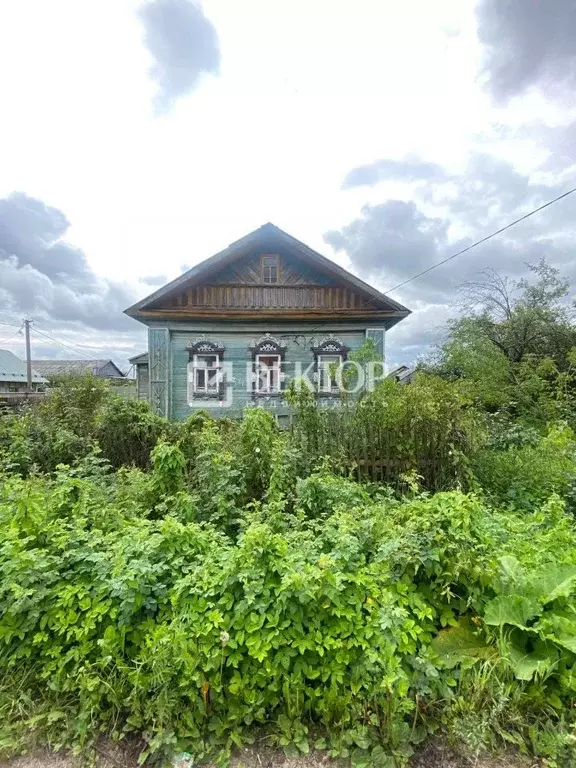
[[31, 359, 125, 378], [125, 222, 410, 318], [0, 349, 47, 384], [129, 352, 149, 365]]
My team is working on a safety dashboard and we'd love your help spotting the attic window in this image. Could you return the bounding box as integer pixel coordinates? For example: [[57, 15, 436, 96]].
[[261, 254, 279, 284]]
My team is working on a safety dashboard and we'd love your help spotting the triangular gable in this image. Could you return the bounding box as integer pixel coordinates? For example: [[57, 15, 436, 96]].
[[125, 223, 410, 318]]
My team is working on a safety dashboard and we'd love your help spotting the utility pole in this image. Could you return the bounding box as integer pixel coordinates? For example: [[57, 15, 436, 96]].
[[24, 318, 32, 392]]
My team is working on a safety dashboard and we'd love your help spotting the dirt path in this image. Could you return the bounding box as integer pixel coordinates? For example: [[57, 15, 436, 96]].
[[0, 741, 535, 768]]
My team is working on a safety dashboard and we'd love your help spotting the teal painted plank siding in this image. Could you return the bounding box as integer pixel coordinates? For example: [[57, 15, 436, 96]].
[[161, 322, 386, 420], [149, 327, 170, 415], [136, 364, 149, 400]]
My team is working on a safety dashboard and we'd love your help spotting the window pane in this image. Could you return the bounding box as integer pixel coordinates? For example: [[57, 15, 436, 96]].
[[318, 355, 342, 391], [196, 369, 206, 389], [197, 355, 218, 368], [257, 355, 281, 392], [261, 255, 279, 284]]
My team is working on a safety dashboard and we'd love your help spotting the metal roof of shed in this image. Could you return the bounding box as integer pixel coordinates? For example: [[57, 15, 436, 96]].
[[0, 349, 47, 384]]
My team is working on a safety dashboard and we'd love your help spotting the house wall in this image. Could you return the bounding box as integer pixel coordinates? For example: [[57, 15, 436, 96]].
[[136, 363, 149, 400], [147, 320, 387, 420], [96, 361, 124, 378], [0, 381, 30, 393]]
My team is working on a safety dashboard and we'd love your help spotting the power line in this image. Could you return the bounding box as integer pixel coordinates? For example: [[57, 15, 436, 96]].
[[30, 327, 89, 358], [383, 183, 576, 294], [284, 184, 576, 343], [0, 326, 23, 343], [33, 321, 131, 357]]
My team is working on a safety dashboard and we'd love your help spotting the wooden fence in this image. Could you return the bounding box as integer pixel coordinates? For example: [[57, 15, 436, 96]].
[[289, 406, 467, 491]]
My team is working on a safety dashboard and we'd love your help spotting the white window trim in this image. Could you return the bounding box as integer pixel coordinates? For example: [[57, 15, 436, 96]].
[[317, 354, 343, 393], [192, 353, 221, 395], [256, 353, 281, 394]]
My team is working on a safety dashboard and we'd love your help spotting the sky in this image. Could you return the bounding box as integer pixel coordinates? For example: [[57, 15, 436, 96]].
[[0, 0, 575, 369]]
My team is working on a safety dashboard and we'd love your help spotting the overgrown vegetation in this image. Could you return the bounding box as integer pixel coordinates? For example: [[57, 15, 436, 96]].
[[1, 261, 576, 766]]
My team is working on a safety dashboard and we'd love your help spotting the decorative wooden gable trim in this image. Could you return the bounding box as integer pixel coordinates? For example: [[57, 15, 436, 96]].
[[125, 223, 411, 323], [210, 251, 333, 286], [158, 284, 380, 312]]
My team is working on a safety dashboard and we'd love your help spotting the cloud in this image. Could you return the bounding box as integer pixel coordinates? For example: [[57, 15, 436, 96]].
[[325, 200, 448, 292], [342, 157, 447, 189], [328, 153, 576, 361], [138, 0, 220, 113], [476, 0, 576, 102], [142, 273, 168, 286], [0, 192, 138, 333]]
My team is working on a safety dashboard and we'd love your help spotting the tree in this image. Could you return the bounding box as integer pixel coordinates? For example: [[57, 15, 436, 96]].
[[458, 259, 575, 367], [430, 259, 576, 418]]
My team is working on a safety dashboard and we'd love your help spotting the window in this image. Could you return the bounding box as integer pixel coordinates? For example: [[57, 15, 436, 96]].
[[186, 338, 225, 403], [256, 354, 281, 393], [193, 354, 220, 394], [311, 335, 350, 395], [261, 254, 280, 284], [365, 328, 385, 359], [249, 334, 287, 397], [317, 354, 342, 393]]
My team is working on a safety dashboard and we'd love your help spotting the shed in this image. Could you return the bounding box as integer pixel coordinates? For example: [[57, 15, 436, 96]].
[[129, 352, 149, 400], [0, 349, 47, 393], [31, 359, 126, 381]]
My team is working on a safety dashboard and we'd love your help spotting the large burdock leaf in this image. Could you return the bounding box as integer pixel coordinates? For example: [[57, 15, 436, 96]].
[[483, 595, 541, 628], [535, 611, 576, 654], [495, 556, 526, 595], [507, 641, 558, 681], [431, 618, 492, 666], [530, 565, 576, 604]]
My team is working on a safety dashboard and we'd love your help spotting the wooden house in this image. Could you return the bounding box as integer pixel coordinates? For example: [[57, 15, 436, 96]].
[[31, 359, 126, 381], [125, 223, 410, 419]]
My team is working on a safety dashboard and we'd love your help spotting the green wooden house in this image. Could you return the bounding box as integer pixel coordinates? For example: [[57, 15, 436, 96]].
[[125, 223, 410, 420]]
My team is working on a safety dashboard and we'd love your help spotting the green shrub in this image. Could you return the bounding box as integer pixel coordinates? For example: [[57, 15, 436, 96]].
[[472, 423, 576, 509], [96, 395, 167, 468], [40, 373, 111, 436], [1, 464, 576, 765]]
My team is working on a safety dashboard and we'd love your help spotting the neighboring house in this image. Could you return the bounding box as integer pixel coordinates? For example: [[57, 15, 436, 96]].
[[129, 352, 149, 400], [387, 365, 416, 385], [0, 349, 47, 393], [31, 359, 126, 381], [125, 223, 411, 419]]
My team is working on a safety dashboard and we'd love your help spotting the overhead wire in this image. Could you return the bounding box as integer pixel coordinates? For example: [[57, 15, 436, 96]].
[[30, 327, 90, 358], [285, 181, 576, 342], [0, 325, 23, 344], [32, 320, 133, 357], [383, 183, 576, 294]]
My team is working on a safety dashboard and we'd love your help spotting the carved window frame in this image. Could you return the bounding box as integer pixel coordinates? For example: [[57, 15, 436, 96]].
[[186, 339, 226, 401], [311, 336, 350, 395], [249, 334, 287, 397]]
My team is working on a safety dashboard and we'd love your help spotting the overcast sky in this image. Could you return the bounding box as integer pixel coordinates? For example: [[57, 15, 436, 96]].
[[0, 0, 575, 369]]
